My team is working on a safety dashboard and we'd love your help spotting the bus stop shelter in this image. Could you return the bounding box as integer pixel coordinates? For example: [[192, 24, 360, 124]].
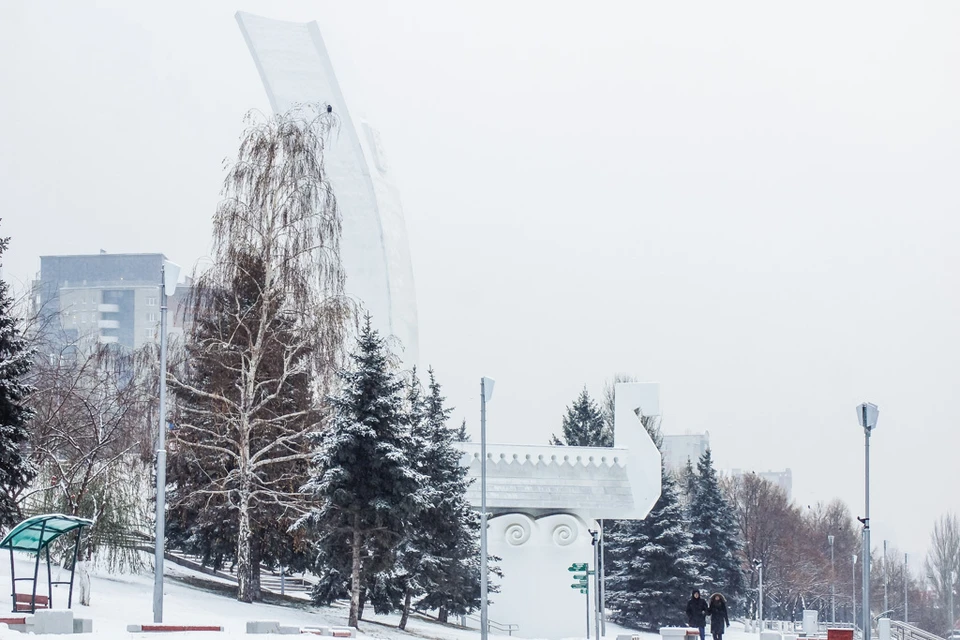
[[0, 514, 93, 613]]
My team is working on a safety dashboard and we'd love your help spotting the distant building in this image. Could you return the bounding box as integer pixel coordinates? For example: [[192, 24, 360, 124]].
[[730, 468, 793, 500], [661, 432, 710, 472], [34, 252, 190, 353]]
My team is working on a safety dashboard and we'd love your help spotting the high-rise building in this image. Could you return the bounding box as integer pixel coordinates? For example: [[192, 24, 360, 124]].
[[661, 432, 711, 472], [34, 252, 189, 352], [235, 11, 419, 367]]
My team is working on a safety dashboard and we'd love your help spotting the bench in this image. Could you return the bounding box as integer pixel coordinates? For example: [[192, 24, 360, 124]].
[[14, 593, 49, 612]]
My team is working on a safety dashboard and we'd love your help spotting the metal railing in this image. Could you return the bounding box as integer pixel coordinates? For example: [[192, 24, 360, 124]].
[[890, 621, 946, 640], [461, 612, 519, 636]]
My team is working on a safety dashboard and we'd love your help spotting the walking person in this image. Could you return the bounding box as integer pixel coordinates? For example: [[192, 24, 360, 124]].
[[707, 593, 729, 640], [686, 589, 709, 640]]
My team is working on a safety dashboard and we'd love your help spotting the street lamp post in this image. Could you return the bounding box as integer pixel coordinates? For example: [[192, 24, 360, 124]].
[[853, 554, 858, 627], [949, 570, 956, 635], [480, 377, 494, 640], [755, 559, 763, 633], [903, 553, 909, 624], [153, 260, 179, 624], [883, 540, 889, 615], [829, 535, 836, 623], [857, 402, 879, 639]]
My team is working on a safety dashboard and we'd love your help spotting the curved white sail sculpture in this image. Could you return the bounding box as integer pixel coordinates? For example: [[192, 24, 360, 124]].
[[236, 11, 419, 365]]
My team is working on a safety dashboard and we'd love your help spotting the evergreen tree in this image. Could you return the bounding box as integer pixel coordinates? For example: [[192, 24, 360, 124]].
[[606, 470, 700, 630], [0, 228, 36, 528], [679, 457, 698, 512], [301, 319, 428, 628], [455, 419, 469, 443], [689, 449, 744, 609], [550, 387, 611, 447], [407, 369, 481, 625]]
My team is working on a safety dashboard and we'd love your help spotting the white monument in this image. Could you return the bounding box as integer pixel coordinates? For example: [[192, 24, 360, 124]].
[[236, 11, 419, 365], [458, 383, 663, 639]]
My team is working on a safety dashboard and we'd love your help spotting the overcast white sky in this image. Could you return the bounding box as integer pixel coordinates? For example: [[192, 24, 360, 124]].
[[2, 2, 959, 560]]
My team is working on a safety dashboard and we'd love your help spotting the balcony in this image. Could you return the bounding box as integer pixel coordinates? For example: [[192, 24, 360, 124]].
[[98, 320, 120, 329], [97, 335, 119, 344], [98, 304, 120, 313]]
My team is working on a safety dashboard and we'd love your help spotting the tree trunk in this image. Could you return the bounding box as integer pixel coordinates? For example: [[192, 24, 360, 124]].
[[77, 561, 91, 606], [398, 587, 412, 630], [237, 493, 254, 603], [251, 540, 262, 602], [438, 607, 448, 624], [348, 517, 362, 627]]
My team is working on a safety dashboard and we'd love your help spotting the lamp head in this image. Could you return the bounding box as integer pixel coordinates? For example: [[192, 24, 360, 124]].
[[857, 402, 879, 431], [163, 261, 181, 297]]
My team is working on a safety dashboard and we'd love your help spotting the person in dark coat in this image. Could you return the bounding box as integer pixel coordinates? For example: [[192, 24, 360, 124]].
[[707, 593, 730, 640], [686, 589, 708, 640]]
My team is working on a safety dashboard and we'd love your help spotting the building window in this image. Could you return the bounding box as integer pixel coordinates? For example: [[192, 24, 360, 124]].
[[144, 328, 156, 340], [146, 297, 158, 307], [81, 313, 87, 323], [146, 312, 158, 323]]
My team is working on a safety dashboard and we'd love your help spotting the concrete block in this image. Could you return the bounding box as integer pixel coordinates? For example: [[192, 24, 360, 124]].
[[662, 628, 690, 640], [247, 621, 281, 634], [329, 629, 355, 638], [879, 618, 891, 640], [803, 610, 818, 636], [761, 631, 784, 640], [34, 609, 75, 634], [74, 618, 93, 633], [277, 626, 301, 635], [300, 627, 332, 636], [128, 625, 143, 632]]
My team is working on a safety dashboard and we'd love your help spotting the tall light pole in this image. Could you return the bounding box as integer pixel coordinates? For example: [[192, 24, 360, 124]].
[[857, 402, 879, 639], [949, 570, 956, 635], [153, 260, 179, 624], [755, 559, 763, 633], [829, 535, 836, 623], [903, 553, 909, 623], [480, 377, 494, 640], [883, 540, 889, 615], [852, 554, 858, 627]]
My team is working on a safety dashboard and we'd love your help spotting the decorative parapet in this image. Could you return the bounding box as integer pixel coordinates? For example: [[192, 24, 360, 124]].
[[457, 443, 634, 519], [457, 382, 663, 521]]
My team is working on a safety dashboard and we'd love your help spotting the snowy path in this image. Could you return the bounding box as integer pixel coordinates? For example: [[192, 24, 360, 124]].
[[0, 552, 757, 640]]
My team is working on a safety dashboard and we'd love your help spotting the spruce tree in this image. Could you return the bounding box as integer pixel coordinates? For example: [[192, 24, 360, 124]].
[[606, 470, 700, 630], [301, 319, 428, 628], [550, 387, 611, 447], [408, 369, 481, 625], [688, 449, 744, 609], [0, 229, 36, 528]]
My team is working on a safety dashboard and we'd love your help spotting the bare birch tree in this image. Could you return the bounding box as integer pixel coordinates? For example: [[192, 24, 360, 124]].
[[23, 342, 156, 573], [169, 105, 349, 603]]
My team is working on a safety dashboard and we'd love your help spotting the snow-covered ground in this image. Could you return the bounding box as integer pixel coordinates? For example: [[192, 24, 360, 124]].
[[0, 551, 757, 640]]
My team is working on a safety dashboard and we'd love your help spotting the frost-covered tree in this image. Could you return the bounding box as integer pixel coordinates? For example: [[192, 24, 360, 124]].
[[688, 449, 744, 609], [0, 228, 36, 529], [402, 369, 481, 627], [168, 105, 349, 603], [301, 319, 427, 628], [925, 513, 960, 634], [551, 387, 610, 447], [606, 470, 700, 630], [24, 344, 154, 571]]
